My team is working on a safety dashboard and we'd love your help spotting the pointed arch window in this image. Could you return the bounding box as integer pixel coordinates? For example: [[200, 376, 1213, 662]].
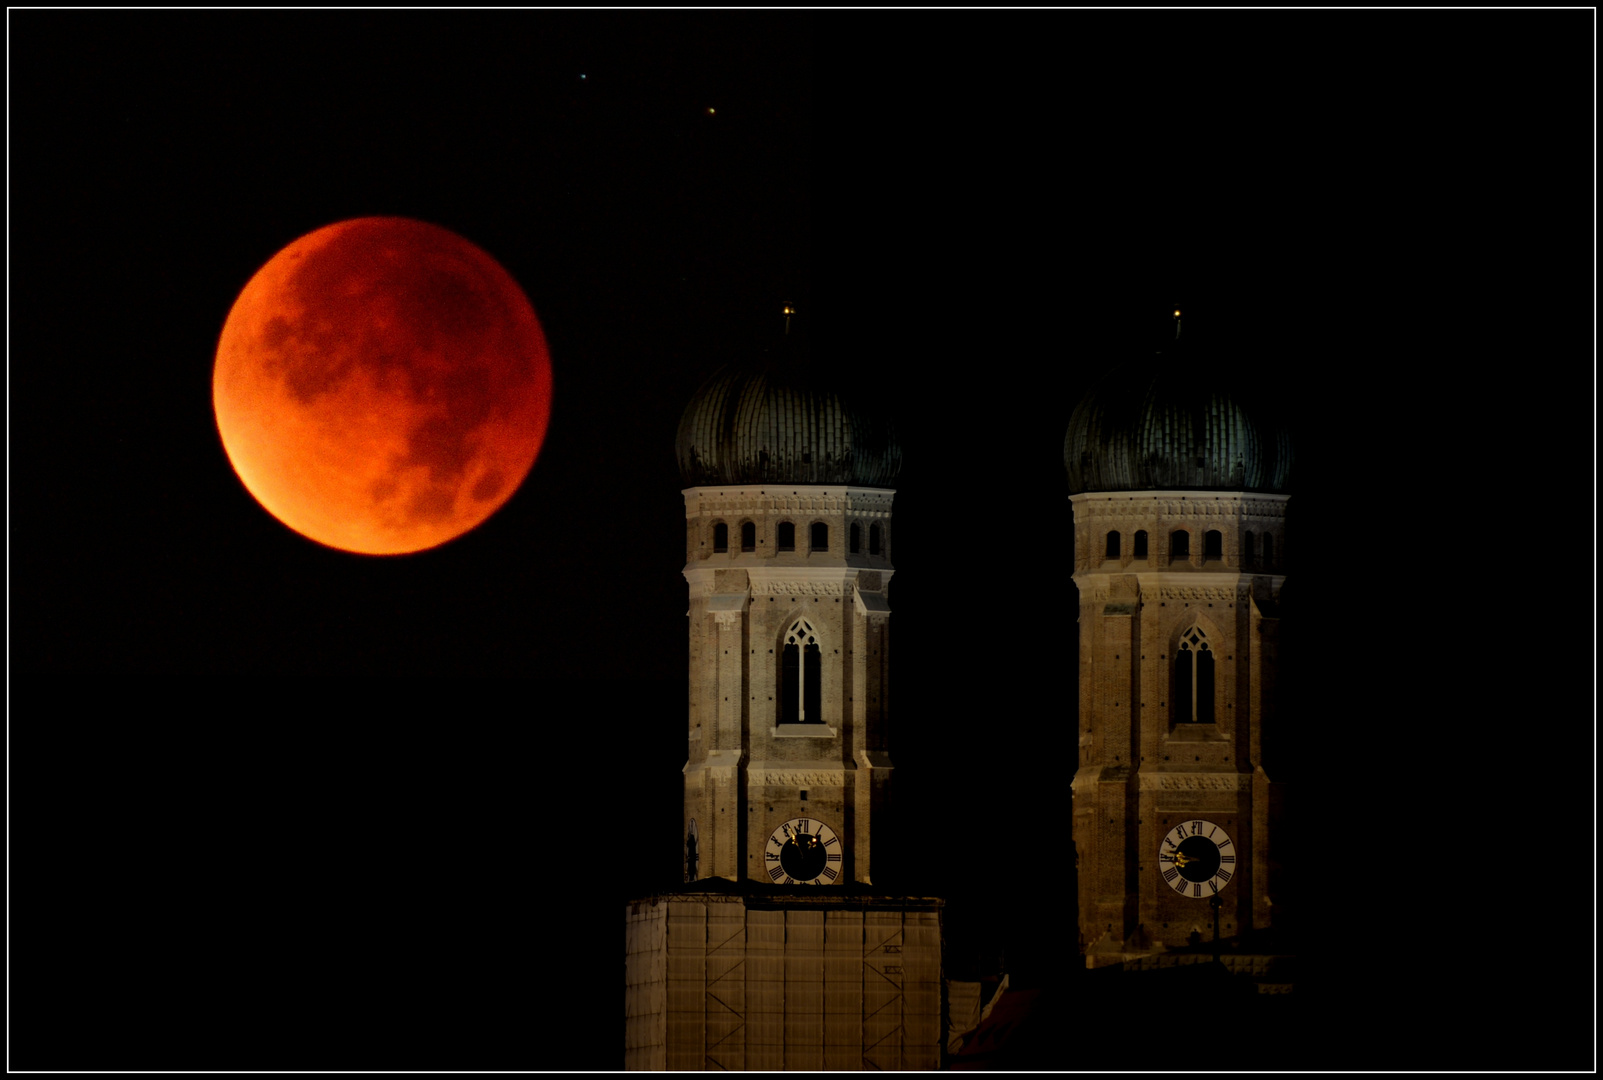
[[782, 619, 823, 724], [1175, 626, 1215, 724], [741, 521, 756, 552], [811, 522, 828, 552], [1204, 530, 1223, 560], [777, 522, 796, 551], [713, 522, 729, 553]]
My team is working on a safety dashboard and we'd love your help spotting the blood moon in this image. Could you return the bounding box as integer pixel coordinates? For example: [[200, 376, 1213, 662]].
[[213, 218, 552, 555]]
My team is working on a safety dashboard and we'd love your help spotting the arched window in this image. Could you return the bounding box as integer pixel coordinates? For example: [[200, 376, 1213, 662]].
[[741, 521, 756, 552], [1176, 625, 1215, 724], [1133, 530, 1148, 558], [781, 619, 822, 724], [869, 523, 883, 556], [850, 523, 861, 554], [1106, 531, 1121, 559], [777, 522, 796, 551], [1243, 531, 1256, 565], [713, 522, 729, 553], [1262, 532, 1275, 568], [1170, 530, 1190, 558], [811, 522, 828, 552], [1204, 530, 1222, 560]]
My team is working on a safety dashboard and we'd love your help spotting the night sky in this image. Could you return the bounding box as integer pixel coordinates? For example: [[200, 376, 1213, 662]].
[[11, 10, 1593, 1072]]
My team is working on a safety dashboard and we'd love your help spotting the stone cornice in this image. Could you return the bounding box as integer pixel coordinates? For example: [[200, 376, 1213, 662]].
[[1139, 771, 1249, 792], [683, 566, 896, 599], [683, 486, 896, 519], [745, 767, 851, 788], [683, 760, 742, 780], [1069, 491, 1289, 521], [1076, 574, 1283, 604], [751, 576, 845, 596]]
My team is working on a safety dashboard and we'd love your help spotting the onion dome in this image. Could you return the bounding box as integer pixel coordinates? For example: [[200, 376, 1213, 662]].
[[676, 335, 902, 488], [1064, 311, 1293, 494]]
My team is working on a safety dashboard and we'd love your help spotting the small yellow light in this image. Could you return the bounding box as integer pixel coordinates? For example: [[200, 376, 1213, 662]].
[[706, 107, 716, 116], [1174, 309, 1182, 317]]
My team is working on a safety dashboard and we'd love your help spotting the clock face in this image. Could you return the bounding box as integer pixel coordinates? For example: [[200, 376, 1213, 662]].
[[764, 817, 842, 885], [1158, 819, 1236, 898]]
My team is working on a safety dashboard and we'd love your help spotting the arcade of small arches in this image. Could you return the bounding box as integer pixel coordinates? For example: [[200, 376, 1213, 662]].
[[701, 519, 888, 559], [1099, 527, 1283, 572]]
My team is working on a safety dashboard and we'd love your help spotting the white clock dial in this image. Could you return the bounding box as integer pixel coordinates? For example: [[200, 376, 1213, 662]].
[[1158, 818, 1236, 898], [763, 817, 842, 885]]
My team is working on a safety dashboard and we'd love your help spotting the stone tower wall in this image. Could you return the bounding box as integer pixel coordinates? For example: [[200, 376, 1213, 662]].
[[681, 486, 896, 886], [1069, 491, 1287, 959]]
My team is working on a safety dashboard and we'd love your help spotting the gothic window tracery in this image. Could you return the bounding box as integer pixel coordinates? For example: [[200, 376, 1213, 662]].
[[1175, 625, 1215, 724], [781, 618, 822, 724]]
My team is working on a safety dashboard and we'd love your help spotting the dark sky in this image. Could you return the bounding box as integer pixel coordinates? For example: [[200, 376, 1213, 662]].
[[10, 10, 1594, 1072]]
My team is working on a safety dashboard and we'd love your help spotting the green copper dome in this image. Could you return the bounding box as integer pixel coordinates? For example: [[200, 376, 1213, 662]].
[[677, 340, 902, 488], [1064, 329, 1292, 495]]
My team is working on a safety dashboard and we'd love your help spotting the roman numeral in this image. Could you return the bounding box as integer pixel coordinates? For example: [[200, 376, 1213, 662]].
[[1192, 821, 1203, 834], [769, 867, 784, 881], [1221, 855, 1235, 863], [766, 852, 780, 861], [822, 867, 838, 881], [1218, 838, 1232, 849], [1172, 876, 1188, 893], [1208, 880, 1219, 893], [1163, 868, 1179, 883], [798, 820, 811, 833], [1216, 868, 1232, 882], [827, 853, 841, 862], [823, 836, 839, 847]]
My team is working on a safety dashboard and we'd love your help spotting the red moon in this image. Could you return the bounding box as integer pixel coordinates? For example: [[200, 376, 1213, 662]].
[[213, 218, 552, 555]]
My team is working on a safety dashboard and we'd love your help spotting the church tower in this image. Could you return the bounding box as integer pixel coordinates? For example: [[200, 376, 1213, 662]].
[[625, 324, 943, 1071], [673, 334, 901, 889], [1064, 310, 1294, 971]]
